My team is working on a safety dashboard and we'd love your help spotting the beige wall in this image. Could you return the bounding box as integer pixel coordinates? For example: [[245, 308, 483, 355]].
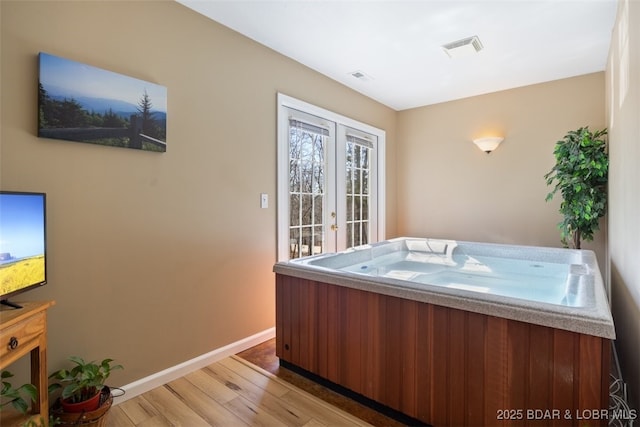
[[607, 0, 640, 412], [0, 0, 397, 385], [3, 0, 636, 412], [396, 73, 607, 265]]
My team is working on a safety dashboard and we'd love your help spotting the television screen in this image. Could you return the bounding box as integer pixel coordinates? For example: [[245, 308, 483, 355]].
[[0, 191, 47, 307]]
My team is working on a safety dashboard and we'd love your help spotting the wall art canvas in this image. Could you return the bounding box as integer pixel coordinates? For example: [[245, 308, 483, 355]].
[[38, 52, 167, 152]]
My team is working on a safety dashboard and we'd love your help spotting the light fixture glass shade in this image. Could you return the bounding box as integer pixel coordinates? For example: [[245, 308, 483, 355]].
[[473, 137, 504, 153]]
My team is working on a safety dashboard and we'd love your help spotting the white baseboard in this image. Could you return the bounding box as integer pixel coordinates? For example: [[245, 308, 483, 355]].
[[112, 327, 275, 405]]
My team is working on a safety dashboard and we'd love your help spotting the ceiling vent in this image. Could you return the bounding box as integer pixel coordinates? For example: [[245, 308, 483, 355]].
[[349, 70, 373, 82], [442, 36, 484, 58]]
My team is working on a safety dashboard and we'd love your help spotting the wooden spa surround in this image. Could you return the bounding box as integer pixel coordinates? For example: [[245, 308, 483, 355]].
[[275, 274, 611, 427]]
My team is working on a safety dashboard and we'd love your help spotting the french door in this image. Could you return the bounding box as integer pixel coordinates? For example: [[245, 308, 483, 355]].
[[277, 94, 385, 261]]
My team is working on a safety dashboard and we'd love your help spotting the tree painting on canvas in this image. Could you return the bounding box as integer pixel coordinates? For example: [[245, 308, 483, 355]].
[[38, 52, 167, 152]]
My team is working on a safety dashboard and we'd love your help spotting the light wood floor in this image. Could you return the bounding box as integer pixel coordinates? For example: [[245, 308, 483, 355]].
[[105, 355, 372, 427]]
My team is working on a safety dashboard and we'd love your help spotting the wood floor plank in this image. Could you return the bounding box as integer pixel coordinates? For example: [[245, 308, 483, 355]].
[[166, 377, 249, 426], [207, 361, 313, 426], [218, 356, 290, 397], [110, 395, 162, 425], [224, 395, 290, 427], [110, 395, 173, 427], [204, 362, 274, 405], [246, 391, 313, 425], [103, 406, 136, 426], [143, 385, 211, 426], [302, 419, 327, 427], [279, 389, 370, 427], [184, 369, 239, 403], [135, 414, 174, 427]]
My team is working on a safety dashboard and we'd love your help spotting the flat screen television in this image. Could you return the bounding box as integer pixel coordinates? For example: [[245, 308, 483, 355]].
[[0, 191, 47, 309]]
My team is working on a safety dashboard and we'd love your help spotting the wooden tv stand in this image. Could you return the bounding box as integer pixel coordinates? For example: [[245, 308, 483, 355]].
[[0, 301, 55, 425]]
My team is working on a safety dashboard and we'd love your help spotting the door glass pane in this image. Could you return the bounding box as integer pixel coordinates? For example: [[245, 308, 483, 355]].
[[312, 225, 324, 255], [290, 194, 300, 226], [289, 160, 300, 192], [361, 146, 369, 169], [289, 228, 300, 259], [288, 120, 328, 259], [362, 170, 369, 195], [362, 196, 369, 220], [345, 137, 372, 248]]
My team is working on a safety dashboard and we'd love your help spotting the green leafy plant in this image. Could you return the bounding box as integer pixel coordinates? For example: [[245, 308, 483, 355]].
[[22, 415, 61, 427], [544, 126, 608, 249], [1, 370, 37, 414], [48, 357, 122, 404]]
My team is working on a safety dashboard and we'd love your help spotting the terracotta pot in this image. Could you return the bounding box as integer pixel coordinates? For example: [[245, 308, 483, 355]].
[[60, 389, 101, 413], [53, 387, 113, 427]]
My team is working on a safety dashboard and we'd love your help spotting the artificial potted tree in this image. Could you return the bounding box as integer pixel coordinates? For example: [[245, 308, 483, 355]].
[[544, 126, 609, 249], [48, 357, 122, 426]]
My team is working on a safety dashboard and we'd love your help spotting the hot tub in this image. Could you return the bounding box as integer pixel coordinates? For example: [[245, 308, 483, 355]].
[[274, 237, 615, 426], [278, 237, 614, 338]]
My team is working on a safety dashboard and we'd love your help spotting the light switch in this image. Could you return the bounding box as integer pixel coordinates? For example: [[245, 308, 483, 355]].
[[260, 193, 268, 209]]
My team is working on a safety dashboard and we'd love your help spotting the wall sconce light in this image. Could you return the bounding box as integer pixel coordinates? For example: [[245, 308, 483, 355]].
[[473, 136, 504, 154]]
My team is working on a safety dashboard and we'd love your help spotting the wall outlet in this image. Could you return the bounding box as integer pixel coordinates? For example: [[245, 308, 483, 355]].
[[260, 193, 268, 209]]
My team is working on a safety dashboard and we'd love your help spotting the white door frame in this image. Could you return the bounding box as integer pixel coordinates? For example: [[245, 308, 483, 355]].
[[276, 93, 386, 261]]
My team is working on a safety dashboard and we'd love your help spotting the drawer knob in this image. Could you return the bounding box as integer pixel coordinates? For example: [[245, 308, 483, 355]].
[[8, 336, 19, 350]]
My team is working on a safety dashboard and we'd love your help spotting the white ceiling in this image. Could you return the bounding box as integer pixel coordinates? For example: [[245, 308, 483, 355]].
[[177, 0, 618, 111]]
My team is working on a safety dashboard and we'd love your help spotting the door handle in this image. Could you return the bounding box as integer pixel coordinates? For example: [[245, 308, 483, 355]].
[[331, 224, 338, 231]]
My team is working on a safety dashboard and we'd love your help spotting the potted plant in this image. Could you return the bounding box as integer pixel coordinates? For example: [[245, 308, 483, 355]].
[[1, 371, 59, 426], [1, 370, 37, 415], [544, 126, 608, 249], [48, 356, 122, 426]]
